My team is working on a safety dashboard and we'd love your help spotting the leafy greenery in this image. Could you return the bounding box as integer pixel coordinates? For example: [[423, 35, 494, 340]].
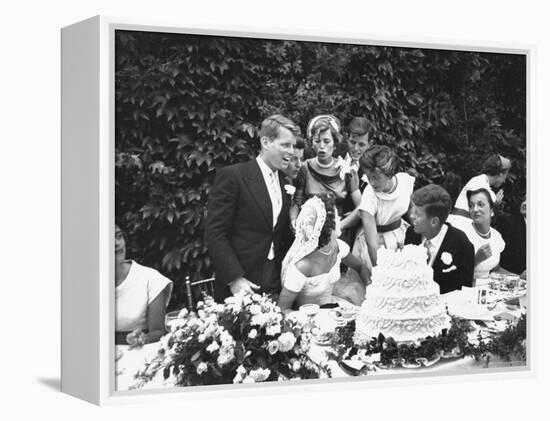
[[115, 31, 526, 308], [326, 314, 526, 370]]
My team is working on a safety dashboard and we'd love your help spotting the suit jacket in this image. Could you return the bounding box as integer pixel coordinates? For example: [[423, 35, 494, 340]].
[[405, 223, 475, 294], [205, 159, 292, 301]]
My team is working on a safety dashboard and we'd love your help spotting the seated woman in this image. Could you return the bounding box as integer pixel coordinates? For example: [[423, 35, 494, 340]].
[[290, 114, 361, 233], [115, 223, 173, 345], [278, 194, 369, 314], [447, 153, 511, 231], [461, 188, 506, 280], [355, 145, 415, 267]]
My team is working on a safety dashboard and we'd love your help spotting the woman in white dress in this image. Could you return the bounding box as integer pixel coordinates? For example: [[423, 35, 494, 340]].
[[461, 188, 506, 280], [115, 224, 173, 344], [355, 145, 415, 267], [447, 153, 511, 231], [278, 194, 369, 314]]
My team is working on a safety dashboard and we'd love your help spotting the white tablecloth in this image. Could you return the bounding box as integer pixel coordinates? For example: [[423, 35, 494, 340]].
[[115, 289, 527, 391]]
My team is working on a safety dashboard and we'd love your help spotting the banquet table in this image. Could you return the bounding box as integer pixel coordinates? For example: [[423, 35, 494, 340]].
[[115, 287, 527, 391]]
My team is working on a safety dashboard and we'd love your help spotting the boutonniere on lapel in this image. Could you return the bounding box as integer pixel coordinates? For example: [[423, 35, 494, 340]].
[[361, 174, 369, 184], [441, 252, 453, 265], [284, 184, 296, 196], [440, 252, 456, 272]]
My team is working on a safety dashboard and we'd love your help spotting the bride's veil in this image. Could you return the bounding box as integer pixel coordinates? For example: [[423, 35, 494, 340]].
[[281, 196, 326, 285]]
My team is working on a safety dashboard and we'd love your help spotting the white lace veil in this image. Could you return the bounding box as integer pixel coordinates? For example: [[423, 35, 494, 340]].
[[281, 196, 327, 286]]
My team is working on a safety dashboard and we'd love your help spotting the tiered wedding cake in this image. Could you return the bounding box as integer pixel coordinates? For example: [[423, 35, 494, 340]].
[[354, 245, 449, 345]]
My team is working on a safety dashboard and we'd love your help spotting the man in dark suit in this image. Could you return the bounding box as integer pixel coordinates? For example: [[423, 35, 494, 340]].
[[405, 184, 475, 294], [205, 115, 300, 302]]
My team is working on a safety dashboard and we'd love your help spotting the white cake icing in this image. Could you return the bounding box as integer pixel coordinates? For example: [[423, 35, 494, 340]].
[[354, 245, 450, 344]]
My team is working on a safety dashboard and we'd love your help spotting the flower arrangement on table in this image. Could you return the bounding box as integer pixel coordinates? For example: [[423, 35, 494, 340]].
[[131, 293, 331, 388], [325, 314, 527, 373]]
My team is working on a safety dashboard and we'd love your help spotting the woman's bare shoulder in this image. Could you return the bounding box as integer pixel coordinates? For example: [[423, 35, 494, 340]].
[[295, 256, 314, 277]]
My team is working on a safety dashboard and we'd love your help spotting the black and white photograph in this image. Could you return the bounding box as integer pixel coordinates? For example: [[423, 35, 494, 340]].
[[113, 28, 528, 392], [6, 0, 550, 418]]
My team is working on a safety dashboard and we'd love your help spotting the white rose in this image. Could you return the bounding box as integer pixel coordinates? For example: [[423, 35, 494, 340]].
[[196, 362, 208, 375], [361, 174, 369, 184], [251, 313, 268, 327], [236, 365, 247, 376], [267, 340, 280, 355], [217, 351, 234, 366], [441, 252, 453, 266], [249, 368, 271, 382], [206, 341, 220, 353], [242, 376, 255, 384], [248, 329, 258, 339], [277, 332, 297, 352], [266, 324, 281, 336], [249, 304, 262, 315]]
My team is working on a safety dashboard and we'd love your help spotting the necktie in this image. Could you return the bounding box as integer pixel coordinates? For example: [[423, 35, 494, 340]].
[[270, 172, 282, 210], [425, 239, 434, 262]]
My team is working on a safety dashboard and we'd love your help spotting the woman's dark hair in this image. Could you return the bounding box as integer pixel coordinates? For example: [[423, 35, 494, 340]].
[[411, 184, 452, 224], [315, 192, 337, 249], [308, 115, 342, 145], [482, 153, 511, 176], [359, 145, 399, 177], [466, 188, 495, 209]]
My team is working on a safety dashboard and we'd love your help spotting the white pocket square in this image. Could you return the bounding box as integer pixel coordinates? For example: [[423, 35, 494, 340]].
[[442, 265, 457, 273]]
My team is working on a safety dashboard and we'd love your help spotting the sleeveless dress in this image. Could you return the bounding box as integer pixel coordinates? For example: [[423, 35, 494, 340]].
[[282, 240, 350, 307], [115, 260, 173, 332]]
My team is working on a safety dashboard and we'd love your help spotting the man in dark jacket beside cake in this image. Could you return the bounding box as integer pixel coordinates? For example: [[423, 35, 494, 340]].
[[405, 184, 475, 294]]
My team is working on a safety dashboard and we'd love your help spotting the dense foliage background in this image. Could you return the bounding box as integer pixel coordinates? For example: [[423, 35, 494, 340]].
[[115, 30, 526, 308]]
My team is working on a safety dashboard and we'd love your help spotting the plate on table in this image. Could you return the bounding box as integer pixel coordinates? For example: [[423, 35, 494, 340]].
[[328, 306, 359, 324], [313, 331, 336, 346], [447, 303, 494, 321]]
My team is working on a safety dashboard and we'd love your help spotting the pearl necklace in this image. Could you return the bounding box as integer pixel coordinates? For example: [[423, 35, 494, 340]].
[[473, 224, 491, 239], [315, 156, 334, 168]]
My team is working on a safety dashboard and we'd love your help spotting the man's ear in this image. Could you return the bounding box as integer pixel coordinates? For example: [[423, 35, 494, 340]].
[[430, 216, 440, 228], [260, 136, 271, 150]]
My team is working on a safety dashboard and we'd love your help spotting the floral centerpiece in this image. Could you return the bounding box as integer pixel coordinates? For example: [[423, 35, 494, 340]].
[[326, 314, 527, 373], [131, 293, 330, 388]]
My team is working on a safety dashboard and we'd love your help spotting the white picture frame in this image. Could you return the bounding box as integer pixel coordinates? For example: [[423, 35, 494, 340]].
[[61, 15, 534, 406]]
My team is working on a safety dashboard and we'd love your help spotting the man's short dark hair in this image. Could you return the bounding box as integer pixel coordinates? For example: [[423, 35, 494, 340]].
[[412, 184, 452, 224], [259, 114, 300, 141], [348, 117, 375, 137]]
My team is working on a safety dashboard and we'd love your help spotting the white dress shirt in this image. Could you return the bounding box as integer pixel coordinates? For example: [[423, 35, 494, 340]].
[[422, 224, 448, 267], [256, 156, 282, 259]]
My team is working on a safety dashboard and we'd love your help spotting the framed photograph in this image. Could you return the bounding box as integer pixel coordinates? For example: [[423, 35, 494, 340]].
[[61, 15, 531, 405]]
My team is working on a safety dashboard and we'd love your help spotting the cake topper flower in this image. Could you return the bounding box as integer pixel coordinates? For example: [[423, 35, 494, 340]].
[[441, 252, 453, 266]]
